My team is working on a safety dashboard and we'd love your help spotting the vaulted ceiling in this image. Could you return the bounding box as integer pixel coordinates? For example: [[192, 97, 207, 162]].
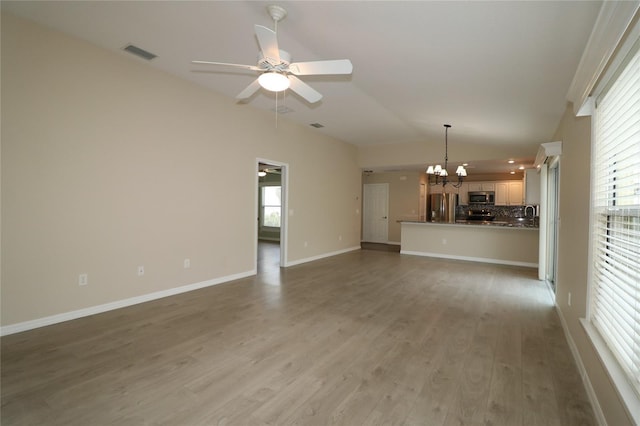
[[2, 1, 602, 172]]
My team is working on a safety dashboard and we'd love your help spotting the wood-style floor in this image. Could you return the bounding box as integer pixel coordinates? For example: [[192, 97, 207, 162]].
[[1, 243, 595, 425]]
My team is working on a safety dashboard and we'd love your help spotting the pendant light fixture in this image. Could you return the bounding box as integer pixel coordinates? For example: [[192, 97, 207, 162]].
[[426, 124, 467, 188]]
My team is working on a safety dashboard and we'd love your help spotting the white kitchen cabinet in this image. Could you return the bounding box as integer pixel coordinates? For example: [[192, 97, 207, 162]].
[[524, 169, 541, 204], [482, 182, 495, 191], [496, 181, 524, 205], [508, 181, 524, 205], [495, 182, 508, 205], [467, 182, 495, 192]]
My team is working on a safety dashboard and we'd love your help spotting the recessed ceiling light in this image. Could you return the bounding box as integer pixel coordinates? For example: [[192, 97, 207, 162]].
[[518, 166, 525, 170], [463, 163, 469, 167], [508, 160, 515, 164], [510, 171, 516, 174]]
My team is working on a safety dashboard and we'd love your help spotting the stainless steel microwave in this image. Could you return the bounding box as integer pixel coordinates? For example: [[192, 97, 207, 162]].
[[468, 191, 495, 204]]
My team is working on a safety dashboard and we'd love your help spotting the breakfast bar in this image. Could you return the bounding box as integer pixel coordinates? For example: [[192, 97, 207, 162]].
[[400, 221, 539, 268]]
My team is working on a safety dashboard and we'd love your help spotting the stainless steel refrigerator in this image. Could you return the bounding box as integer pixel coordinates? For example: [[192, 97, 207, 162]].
[[428, 193, 458, 223]]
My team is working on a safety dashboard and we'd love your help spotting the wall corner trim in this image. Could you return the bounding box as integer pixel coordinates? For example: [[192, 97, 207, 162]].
[[0, 270, 256, 336]]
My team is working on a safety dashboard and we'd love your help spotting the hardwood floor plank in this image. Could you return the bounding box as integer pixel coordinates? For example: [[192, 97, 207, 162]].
[[1, 248, 596, 425]]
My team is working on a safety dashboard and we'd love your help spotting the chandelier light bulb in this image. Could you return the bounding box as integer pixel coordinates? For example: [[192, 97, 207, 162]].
[[258, 72, 290, 92]]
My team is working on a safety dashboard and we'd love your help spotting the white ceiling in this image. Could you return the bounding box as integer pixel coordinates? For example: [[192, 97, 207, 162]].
[[2, 1, 602, 173]]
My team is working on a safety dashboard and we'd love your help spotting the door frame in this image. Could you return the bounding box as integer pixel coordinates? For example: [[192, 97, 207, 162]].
[[255, 158, 288, 269]]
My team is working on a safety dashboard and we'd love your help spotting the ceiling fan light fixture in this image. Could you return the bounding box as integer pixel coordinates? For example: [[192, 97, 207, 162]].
[[258, 72, 290, 92]]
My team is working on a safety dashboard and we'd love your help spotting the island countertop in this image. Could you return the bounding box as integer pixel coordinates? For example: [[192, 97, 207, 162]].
[[400, 219, 539, 230], [400, 220, 539, 267]]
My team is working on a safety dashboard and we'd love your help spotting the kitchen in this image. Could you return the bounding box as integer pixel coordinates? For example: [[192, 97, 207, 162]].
[[362, 167, 542, 268]]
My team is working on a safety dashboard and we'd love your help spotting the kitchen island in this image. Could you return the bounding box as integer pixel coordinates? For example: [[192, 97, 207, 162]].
[[401, 220, 539, 267]]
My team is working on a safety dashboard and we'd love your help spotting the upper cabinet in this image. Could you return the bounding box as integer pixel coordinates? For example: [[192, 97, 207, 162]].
[[524, 169, 541, 204], [467, 182, 495, 192], [495, 181, 524, 206]]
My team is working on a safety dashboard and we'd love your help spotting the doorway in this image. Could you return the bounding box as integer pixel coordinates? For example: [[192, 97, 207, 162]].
[[256, 159, 288, 271], [362, 183, 389, 243]]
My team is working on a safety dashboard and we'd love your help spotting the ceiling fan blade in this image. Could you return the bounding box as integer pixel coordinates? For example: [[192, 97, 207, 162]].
[[288, 75, 322, 103], [192, 60, 260, 71], [236, 79, 262, 100], [255, 25, 280, 64], [289, 59, 353, 76]]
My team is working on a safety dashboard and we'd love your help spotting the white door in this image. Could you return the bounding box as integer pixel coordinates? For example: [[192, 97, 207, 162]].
[[363, 183, 389, 243]]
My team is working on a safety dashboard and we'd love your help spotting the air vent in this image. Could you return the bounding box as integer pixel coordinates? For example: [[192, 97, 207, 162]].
[[310, 123, 324, 128], [123, 44, 157, 61]]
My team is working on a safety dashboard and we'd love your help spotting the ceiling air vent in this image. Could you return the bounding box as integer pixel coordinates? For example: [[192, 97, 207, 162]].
[[310, 123, 324, 128], [123, 44, 157, 61]]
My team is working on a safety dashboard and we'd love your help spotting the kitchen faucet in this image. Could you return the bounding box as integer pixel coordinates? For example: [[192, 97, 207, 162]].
[[525, 205, 536, 218]]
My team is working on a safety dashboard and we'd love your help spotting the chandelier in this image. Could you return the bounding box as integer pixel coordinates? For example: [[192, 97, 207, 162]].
[[426, 124, 467, 188]]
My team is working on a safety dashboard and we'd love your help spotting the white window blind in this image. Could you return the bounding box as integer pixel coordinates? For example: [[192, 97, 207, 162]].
[[591, 42, 640, 399]]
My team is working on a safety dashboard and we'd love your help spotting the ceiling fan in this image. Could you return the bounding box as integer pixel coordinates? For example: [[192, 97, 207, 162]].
[[192, 5, 353, 104]]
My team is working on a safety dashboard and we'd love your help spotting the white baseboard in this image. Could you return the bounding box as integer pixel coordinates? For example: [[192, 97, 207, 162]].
[[360, 240, 400, 245], [399, 250, 538, 269], [0, 269, 256, 337], [285, 246, 360, 267], [555, 306, 607, 426]]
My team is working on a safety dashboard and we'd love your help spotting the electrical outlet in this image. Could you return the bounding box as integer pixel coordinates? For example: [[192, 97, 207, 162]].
[[137, 266, 145, 276], [442, 238, 447, 245], [568, 292, 572, 306], [339, 235, 342, 241], [184, 258, 191, 269], [304, 241, 308, 247], [79, 273, 88, 286]]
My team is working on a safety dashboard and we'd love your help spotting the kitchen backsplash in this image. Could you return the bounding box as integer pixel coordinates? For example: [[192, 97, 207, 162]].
[[456, 204, 536, 219]]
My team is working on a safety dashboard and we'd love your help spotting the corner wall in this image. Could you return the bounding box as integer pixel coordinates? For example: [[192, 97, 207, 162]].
[[1, 13, 361, 329]]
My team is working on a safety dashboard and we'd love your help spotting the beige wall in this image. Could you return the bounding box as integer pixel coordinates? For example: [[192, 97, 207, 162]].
[[1, 14, 361, 327], [362, 171, 423, 243], [553, 104, 632, 425], [401, 223, 539, 267]]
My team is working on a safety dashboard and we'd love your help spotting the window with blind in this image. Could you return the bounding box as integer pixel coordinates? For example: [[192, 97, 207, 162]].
[[590, 41, 640, 401]]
